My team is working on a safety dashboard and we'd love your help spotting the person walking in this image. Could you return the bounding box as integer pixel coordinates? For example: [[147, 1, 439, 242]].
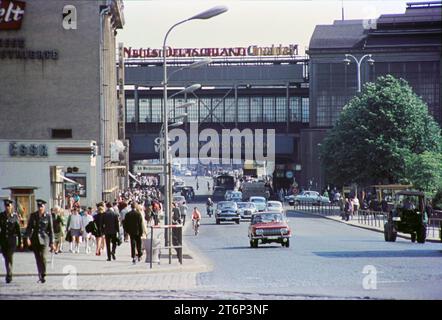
[[82, 207, 94, 254], [0, 200, 23, 283], [67, 207, 83, 254], [25, 199, 54, 283], [179, 201, 188, 226], [51, 206, 64, 254], [172, 203, 183, 263], [93, 202, 106, 256], [103, 202, 120, 261], [123, 202, 144, 264]]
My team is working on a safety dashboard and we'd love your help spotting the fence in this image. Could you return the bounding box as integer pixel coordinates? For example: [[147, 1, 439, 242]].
[[149, 224, 183, 269], [291, 201, 442, 240]]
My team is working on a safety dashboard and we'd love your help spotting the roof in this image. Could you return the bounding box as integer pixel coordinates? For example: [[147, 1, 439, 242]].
[[396, 190, 426, 196], [308, 20, 367, 50]]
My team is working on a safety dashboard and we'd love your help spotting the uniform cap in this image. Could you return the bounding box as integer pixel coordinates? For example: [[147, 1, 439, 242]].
[[3, 199, 13, 206], [36, 199, 47, 206]]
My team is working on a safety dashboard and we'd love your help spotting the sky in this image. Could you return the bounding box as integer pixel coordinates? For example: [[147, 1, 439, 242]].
[[117, 0, 424, 55]]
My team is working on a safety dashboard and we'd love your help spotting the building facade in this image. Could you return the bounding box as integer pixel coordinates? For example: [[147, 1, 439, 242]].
[[304, 1, 442, 191], [0, 0, 125, 216]]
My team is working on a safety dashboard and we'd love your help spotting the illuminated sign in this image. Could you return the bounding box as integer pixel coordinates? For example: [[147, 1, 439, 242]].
[[124, 44, 299, 59], [0, 0, 25, 30]]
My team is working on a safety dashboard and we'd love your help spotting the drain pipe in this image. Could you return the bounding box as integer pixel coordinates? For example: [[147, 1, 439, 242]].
[[100, 5, 111, 202]]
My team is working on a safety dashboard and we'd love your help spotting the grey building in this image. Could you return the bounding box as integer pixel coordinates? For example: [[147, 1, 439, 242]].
[[0, 0, 125, 207], [304, 1, 442, 191]]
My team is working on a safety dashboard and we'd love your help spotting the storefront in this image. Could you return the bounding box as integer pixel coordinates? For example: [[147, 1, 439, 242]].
[[0, 140, 98, 226]]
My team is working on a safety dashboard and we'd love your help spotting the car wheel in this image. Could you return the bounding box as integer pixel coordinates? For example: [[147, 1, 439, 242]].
[[216, 219, 220, 225], [236, 219, 240, 224], [250, 240, 254, 248], [411, 233, 416, 243], [384, 222, 396, 242], [416, 225, 426, 243], [285, 239, 290, 248]]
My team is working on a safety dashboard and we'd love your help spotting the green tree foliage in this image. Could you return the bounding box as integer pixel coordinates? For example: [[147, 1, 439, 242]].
[[320, 75, 441, 187], [402, 151, 442, 195]]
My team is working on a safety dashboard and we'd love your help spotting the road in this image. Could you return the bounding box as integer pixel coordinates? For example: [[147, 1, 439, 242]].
[[1, 175, 441, 300], [184, 176, 442, 299]]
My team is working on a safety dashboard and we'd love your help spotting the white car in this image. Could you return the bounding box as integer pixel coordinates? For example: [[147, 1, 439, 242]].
[[224, 190, 234, 201], [173, 195, 186, 206], [249, 196, 267, 211], [237, 202, 257, 219], [266, 201, 284, 213], [230, 191, 243, 202], [293, 191, 331, 205], [184, 170, 192, 176]]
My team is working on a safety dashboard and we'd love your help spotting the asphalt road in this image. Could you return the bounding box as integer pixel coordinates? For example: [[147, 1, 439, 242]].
[[181, 176, 442, 299]]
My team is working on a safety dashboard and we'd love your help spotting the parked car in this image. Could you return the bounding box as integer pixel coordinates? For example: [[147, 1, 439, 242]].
[[248, 212, 291, 248], [292, 191, 331, 206], [237, 202, 257, 219], [249, 196, 267, 211], [384, 190, 428, 243], [173, 195, 186, 206], [215, 201, 240, 225], [266, 201, 284, 214]]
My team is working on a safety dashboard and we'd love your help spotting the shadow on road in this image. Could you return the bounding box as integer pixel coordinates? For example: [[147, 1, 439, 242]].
[[313, 250, 442, 258], [286, 211, 328, 218]]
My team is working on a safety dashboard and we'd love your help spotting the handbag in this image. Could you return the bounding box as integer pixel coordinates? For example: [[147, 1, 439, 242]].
[[65, 230, 72, 242]]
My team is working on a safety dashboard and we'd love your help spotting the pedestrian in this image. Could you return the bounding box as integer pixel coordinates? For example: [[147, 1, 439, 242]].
[[25, 199, 54, 283], [352, 195, 360, 217], [51, 205, 64, 254], [179, 201, 188, 226], [118, 201, 129, 242], [123, 202, 144, 264], [82, 207, 94, 254], [67, 206, 83, 253], [171, 203, 183, 264], [103, 202, 120, 261], [0, 199, 23, 283], [93, 202, 106, 256]]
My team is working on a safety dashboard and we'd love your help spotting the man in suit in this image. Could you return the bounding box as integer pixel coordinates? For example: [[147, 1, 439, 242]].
[[0, 199, 23, 283], [25, 199, 54, 283], [123, 202, 143, 264], [103, 202, 120, 261]]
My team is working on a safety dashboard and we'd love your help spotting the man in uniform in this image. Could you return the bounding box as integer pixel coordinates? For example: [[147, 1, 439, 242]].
[[0, 199, 23, 283], [25, 199, 54, 283]]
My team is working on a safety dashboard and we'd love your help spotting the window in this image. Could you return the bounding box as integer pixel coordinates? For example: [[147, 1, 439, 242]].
[[139, 99, 150, 123], [250, 96, 262, 122], [275, 97, 286, 123], [237, 97, 249, 122], [289, 97, 301, 122], [187, 98, 198, 122], [126, 99, 136, 123], [51, 129, 72, 139], [263, 97, 275, 122], [212, 98, 224, 122], [151, 98, 162, 123], [199, 98, 211, 122], [302, 97, 309, 123], [224, 98, 235, 122]]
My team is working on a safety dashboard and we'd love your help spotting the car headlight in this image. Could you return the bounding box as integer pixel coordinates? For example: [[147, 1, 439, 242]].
[[255, 229, 264, 235], [280, 228, 289, 234]]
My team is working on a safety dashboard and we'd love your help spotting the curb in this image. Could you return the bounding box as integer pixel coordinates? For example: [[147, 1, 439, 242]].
[[290, 210, 441, 243]]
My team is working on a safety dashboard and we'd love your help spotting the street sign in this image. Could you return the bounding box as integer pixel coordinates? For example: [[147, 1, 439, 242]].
[[285, 171, 294, 179], [133, 164, 164, 174]]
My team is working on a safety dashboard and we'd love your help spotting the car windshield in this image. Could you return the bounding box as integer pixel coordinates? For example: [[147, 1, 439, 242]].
[[252, 213, 283, 224], [251, 198, 265, 203], [268, 202, 281, 207], [238, 203, 252, 208], [397, 195, 420, 210], [217, 202, 236, 210]]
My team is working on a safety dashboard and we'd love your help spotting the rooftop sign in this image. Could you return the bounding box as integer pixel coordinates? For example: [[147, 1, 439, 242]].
[[0, 0, 25, 30]]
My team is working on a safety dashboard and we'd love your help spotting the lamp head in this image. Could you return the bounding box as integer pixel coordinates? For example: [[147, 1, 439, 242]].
[[189, 5, 228, 20]]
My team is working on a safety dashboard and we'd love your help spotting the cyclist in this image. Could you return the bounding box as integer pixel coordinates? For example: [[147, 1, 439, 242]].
[[191, 207, 202, 235], [206, 198, 214, 217]]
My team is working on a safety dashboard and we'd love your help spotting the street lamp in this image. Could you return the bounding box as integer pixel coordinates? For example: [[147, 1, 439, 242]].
[[343, 54, 375, 92], [161, 5, 228, 258]]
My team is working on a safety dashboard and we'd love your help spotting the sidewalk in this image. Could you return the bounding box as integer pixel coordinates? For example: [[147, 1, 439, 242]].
[[286, 205, 441, 243]]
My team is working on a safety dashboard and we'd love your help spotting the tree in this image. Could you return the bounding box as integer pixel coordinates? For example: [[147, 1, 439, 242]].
[[402, 151, 442, 196], [320, 75, 441, 187]]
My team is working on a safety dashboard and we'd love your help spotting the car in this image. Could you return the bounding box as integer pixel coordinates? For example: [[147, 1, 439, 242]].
[[224, 190, 234, 201], [173, 195, 186, 206], [184, 170, 192, 176], [237, 202, 257, 219], [384, 190, 429, 243], [292, 191, 331, 205], [248, 212, 291, 248], [249, 196, 267, 211], [181, 186, 195, 201], [266, 201, 284, 214], [215, 201, 240, 224], [213, 186, 226, 200], [230, 191, 243, 202]]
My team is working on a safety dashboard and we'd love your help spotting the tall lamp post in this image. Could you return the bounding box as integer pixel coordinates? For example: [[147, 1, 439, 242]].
[[162, 5, 228, 255], [343, 54, 375, 92]]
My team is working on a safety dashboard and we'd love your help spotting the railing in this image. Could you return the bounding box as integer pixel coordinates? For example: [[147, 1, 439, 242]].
[[290, 201, 442, 240], [149, 224, 183, 269]]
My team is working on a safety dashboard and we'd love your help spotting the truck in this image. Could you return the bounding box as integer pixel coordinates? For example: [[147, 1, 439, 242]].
[[241, 182, 269, 201]]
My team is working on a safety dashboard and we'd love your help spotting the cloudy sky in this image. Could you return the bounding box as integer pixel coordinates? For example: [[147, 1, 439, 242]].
[[117, 0, 424, 55]]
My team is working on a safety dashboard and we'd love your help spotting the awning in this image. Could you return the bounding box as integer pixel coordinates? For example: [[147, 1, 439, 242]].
[[60, 175, 82, 187], [128, 171, 142, 184]]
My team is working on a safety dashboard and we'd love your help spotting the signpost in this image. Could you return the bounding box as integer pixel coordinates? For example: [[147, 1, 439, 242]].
[[133, 164, 165, 174]]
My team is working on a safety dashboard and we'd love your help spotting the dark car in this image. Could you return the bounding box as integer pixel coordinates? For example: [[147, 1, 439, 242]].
[[181, 186, 195, 201], [215, 201, 240, 225], [384, 190, 428, 243], [213, 186, 226, 200], [248, 212, 291, 248]]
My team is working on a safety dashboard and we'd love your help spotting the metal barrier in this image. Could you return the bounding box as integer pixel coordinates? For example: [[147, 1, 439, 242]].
[[427, 218, 442, 240], [149, 224, 183, 269]]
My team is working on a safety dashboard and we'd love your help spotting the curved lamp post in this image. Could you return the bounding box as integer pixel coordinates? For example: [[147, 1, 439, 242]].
[[162, 5, 228, 258], [343, 54, 375, 92]]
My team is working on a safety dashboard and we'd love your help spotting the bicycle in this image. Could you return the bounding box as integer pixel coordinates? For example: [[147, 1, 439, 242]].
[[192, 219, 200, 235]]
